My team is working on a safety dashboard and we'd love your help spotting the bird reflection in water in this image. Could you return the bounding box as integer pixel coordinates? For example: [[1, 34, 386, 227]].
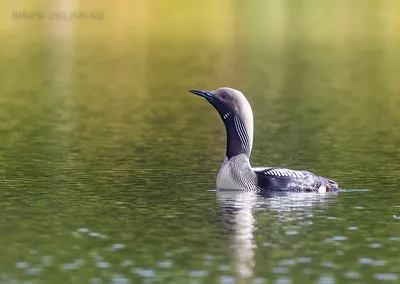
[[216, 190, 338, 281]]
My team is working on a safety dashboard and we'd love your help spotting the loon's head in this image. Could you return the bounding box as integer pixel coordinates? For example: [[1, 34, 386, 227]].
[[189, 87, 254, 159]]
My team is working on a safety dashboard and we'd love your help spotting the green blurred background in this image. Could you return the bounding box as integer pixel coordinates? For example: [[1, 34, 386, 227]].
[[1, 0, 399, 186]]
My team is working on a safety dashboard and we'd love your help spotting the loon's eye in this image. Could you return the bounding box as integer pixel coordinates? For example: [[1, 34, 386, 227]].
[[220, 94, 227, 99]]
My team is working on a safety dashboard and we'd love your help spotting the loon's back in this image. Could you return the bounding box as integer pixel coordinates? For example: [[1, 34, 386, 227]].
[[253, 167, 340, 192]]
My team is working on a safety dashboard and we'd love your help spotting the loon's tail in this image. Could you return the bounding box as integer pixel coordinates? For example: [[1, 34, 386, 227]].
[[327, 178, 342, 192]]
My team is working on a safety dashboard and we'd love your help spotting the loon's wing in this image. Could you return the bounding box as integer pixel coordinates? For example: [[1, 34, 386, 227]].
[[253, 167, 312, 178], [252, 167, 334, 192]]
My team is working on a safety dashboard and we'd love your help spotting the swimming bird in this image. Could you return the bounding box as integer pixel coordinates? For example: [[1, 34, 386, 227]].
[[189, 87, 340, 192]]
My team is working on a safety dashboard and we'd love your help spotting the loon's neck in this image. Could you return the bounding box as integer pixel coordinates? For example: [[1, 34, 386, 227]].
[[223, 114, 254, 160]]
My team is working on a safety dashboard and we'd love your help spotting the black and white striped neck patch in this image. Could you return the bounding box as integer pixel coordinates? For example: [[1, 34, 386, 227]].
[[233, 116, 249, 153]]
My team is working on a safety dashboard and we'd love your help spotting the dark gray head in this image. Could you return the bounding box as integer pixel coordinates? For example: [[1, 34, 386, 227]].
[[189, 87, 254, 159]]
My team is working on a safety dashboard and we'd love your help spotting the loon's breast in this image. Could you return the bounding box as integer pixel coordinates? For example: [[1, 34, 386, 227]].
[[217, 155, 258, 190]]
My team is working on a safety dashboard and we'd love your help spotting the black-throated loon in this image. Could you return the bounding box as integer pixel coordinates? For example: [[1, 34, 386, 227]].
[[189, 87, 341, 192]]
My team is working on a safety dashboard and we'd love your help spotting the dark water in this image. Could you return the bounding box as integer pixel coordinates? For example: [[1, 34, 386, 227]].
[[1, 3, 400, 283]]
